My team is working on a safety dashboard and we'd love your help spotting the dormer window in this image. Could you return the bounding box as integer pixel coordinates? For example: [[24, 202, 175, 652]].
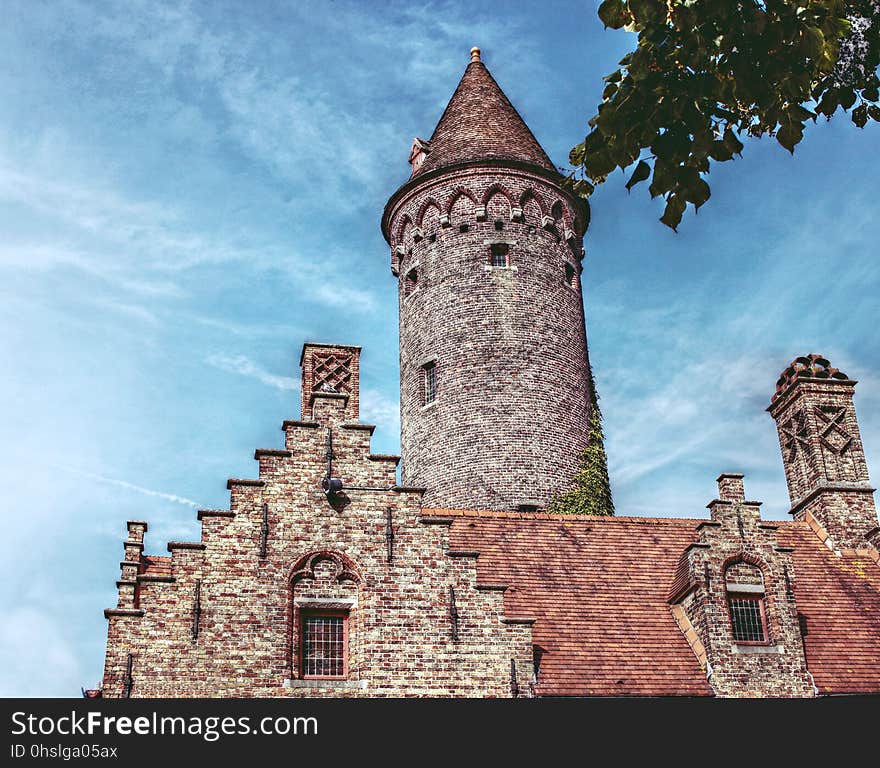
[[725, 562, 769, 645], [490, 243, 510, 267], [408, 137, 430, 175], [728, 595, 768, 644]]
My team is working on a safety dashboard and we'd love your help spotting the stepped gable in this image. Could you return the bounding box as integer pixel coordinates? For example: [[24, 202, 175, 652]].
[[412, 48, 556, 178]]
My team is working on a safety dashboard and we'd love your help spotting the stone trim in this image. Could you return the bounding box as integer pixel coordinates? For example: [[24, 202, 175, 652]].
[[167, 542, 206, 551], [369, 454, 401, 464], [340, 423, 376, 433], [393, 485, 427, 494], [226, 478, 265, 489], [137, 574, 175, 583], [767, 377, 856, 415], [254, 449, 292, 458], [670, 604, 707, 671], [298, 342, 362, 365], [446, 550, 480, 558], [788, 483, 876, 517], [500, 617, 537, 625], [731, 644, 786, 655], [104, 608, 145, 619], [293, 598, 357, 609], [284, 679, 368, 690], [725, 582, 765, 594], [126, 521, 149, 530], [475, 584, 508, 592], [419, 515, 454, 525], [124, 540, 144, 549], [119, 560, 141, 569], [197, 510, 235, 520], [281, 420, 320, 430]]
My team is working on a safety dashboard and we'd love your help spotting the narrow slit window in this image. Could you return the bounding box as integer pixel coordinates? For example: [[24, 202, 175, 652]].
[[490, 243, 510, 267], [404, 268, 418, 297], [564, 263, 576, 289], [300, 611, 348, 678], [423, 361, 437, 405]]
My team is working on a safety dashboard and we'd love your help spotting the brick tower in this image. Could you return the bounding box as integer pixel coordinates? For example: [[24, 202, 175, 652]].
[[382, 48, 595, 511], [768, 354, 879, 550]]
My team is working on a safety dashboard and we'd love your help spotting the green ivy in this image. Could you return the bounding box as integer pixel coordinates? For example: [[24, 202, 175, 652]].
[[549, 365, 615, 516], [566, 0, 880, 230]]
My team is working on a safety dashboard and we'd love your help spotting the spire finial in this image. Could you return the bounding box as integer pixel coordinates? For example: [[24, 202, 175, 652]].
[[470, 47, 481, 63]]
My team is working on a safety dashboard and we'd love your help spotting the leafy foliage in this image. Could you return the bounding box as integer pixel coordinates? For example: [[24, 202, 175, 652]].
[[567, 0, 880, 230], [549, 366, 615, 516]]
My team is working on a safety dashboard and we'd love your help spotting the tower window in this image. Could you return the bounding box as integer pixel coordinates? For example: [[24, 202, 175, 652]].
[[422, 361, 437, 405], [564, 263, 578, 289], [300, 611, 348, 679], [404, 268, 418, 297], [490, 243, 510, 268], [728, 595, 768, 644], [494, 219, 504, 231]]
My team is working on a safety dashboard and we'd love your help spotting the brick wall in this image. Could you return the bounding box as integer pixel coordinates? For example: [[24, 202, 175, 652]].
[[386, 164, 595, 510], [669, 475, 815, 697], [768, 364, 879, 550], [102, 353, 534, 698]]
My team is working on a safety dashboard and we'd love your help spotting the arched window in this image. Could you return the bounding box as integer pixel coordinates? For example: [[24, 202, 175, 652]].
[[724, 561, 769, 644]]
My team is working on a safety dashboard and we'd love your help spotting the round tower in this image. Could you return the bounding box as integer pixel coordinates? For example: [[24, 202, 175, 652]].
[[382, 49, 595, 511]]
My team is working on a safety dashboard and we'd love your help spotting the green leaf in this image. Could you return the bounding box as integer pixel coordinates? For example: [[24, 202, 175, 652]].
[[840, 89, 857, 110], [625, 160, 651, 192], [776, 122, 804, 153], [852, 104, 869, 128], [869, 106, 880, 122], [659, 194, 686, 232], [597, 0, 631, 30], [722, 128, 744, 157], [863, 84, 880, 103], [569, 178, 595, 198], [629, 0, 664, 25]]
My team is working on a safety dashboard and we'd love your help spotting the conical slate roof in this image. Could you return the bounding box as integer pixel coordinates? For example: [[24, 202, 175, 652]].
[[413, 49, 557, 177]]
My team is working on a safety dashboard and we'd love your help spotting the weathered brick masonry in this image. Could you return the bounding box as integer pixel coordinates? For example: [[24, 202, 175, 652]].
[[103, 345, 534, 698], [98, 51, 880, 698], [382, 49, 594, 511]]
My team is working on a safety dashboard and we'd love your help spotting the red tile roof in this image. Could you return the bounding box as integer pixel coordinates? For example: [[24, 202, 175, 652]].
[[778, 526, 880, 695], [413, 59, 556, 178], [435, 507, 880, 697], [443, 509, 711, 696]]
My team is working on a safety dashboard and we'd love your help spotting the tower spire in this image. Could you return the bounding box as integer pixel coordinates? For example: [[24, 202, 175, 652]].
[[408, 50, 556, 179]]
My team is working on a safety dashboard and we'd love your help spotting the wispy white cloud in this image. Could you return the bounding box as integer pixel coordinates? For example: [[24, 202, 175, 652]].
[[205, 353, 299, 391], [361, 387, 400, 434], [50, 464, 200, 508]]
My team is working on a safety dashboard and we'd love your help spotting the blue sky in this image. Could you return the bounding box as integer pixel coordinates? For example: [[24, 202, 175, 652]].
[[1, 0, 878, 696]]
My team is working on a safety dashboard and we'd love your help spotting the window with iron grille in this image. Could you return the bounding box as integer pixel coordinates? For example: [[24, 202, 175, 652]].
[[489, 242, 509, 267], [300, 611, 348, 678], [728, 594, 768, 644], [423, 361, 437, 405]]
